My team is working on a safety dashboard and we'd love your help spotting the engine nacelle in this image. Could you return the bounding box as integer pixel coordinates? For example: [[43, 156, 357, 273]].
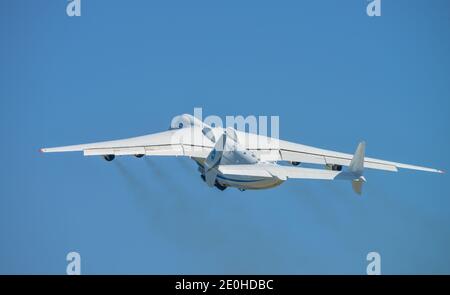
[[325, 164, 342, 171], [103, 154, 115, 161]]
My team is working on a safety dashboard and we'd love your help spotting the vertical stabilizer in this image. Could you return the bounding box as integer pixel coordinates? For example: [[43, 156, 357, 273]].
[[349, 141, 366, 195], [349, 141, 366, 175]]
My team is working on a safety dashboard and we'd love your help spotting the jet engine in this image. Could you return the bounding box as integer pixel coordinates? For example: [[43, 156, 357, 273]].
[[325, 164, 342, 171], [103, 154, 115, 161]]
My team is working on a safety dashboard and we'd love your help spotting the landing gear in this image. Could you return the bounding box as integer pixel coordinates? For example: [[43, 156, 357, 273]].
[[200, 174, 227, 191], [215, 182, 227, 191], [291, 161, 301, 166], [103, 154, 115, 161]]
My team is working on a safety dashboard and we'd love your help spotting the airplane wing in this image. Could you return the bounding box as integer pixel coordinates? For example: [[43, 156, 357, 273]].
[[275, 140, 443, 173], [41, 128, 213, 158], [234, 131, 443, 174]]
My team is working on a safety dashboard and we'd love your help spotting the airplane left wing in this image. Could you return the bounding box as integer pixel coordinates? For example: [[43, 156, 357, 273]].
[[41, 128, 213, 158], [234, 131, 443, 174], [276, 140, 443, 174]]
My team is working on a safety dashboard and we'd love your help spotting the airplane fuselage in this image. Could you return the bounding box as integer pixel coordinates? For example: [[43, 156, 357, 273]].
[[194, 145, 285, 191]]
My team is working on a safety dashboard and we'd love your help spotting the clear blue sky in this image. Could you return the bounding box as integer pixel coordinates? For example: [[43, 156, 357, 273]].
[[1, 0, 449, 274]]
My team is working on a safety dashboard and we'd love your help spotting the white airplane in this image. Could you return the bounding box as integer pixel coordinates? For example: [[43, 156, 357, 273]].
[[41, 114, 443, 194]]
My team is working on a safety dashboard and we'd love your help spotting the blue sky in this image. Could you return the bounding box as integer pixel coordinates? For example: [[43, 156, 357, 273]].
[[0, 0, 449, 274]]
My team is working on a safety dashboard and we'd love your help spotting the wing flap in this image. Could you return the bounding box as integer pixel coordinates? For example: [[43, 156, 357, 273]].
[[83, 147, 146, 156], [281, 150, 326, 165], [81, 145, 209, 157], [363, 161, 397, 172], [145, 145, 184, 156], [180, 145, 211, 158]]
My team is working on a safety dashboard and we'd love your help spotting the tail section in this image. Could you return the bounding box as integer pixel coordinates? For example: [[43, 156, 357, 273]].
[[349, 141, 366, 195], [349, 141, 365, 174], [352, 176, 366, 195]]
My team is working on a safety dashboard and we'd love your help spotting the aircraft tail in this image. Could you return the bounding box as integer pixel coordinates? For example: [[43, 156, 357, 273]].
[[349, 141, 366, 195]]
